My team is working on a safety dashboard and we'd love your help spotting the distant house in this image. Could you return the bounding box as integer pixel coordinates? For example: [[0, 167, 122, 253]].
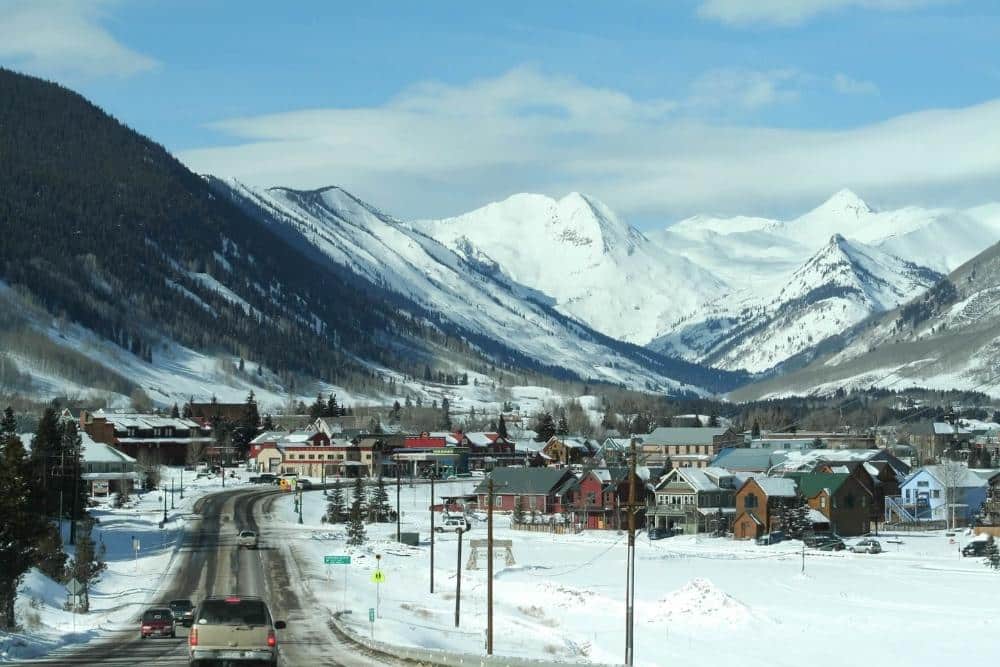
[[564, 466, 648, 530], [648, 466, 737, 534], [785, 472, 873, 536], [712, 448, 791, 473], [643, 427, 744, 469], [899, 422, 973, 463], [732, 476, 798, 540], [539, 436, 597, 466], [754, 431, 875, 450], [80, 409, 213, 466], [187, 401, 247, 423], [898, 465, 998, 525], [21, 431, 142, 496], [457, 431, 521, 469], [474, 467, 577, 514]]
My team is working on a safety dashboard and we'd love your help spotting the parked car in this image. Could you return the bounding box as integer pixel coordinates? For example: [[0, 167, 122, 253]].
[[169, 599, 195, 626], [140, 606, 175, 639], [851, 538, 882, 554], [238, 530, 259, 549], [803, 531, 846, 550], [296, 478, 313, 490], [648, 527, 669, 540], [258, 473, 277, 485], [757, 531, 784, 546], [435, 517, 471, 533], [962, 537, 993, 557], [188, 596, 285, 666]]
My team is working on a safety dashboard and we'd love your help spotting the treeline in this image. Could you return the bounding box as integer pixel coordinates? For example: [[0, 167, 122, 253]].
[[0, 406, 104, 630]]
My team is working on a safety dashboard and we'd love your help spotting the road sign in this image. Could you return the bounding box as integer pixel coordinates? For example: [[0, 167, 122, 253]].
[[324, 555, 351, 565], [369, 607, 375, 623], [370, 570, 386, 584], [66, 578, 85, 595]]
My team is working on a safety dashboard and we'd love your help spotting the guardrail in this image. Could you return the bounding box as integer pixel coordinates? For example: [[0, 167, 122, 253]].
[[329, 611, 620, 667]]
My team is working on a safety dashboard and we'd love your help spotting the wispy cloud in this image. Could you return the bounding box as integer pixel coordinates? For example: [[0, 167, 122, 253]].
[[696, 0, 944, 27], [0, 0, 157, 79], [180, 67, 1000, 222], [833, 73, 879, 95], [686, 68, 805, 110]]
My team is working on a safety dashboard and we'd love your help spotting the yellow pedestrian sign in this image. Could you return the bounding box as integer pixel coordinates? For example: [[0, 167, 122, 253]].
[[370, 569, 386, 584]]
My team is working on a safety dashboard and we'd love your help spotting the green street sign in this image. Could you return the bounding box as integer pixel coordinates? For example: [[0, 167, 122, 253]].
[[369, 607, 375, 623], [324, 555, 351, 565]]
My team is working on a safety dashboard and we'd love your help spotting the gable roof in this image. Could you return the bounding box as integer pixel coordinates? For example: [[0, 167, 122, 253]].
[[904, 465, 998, 489], [473, 467, 575, 496], [644, 427, 728, 446], [786, 472, 852, 499], [740, 476, 798, 498], [712, 448, 790, 472]]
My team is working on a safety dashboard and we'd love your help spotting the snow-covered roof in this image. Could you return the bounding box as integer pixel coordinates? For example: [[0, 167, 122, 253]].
[[807, 509, 830, 525], [251, 431, 285, 445], [644, 427, 728, 446], [92, 409, 201, 431], [21, 431, 136, 464], [904, 465, 997, 489], [464, 432, 497, 446], [745, 476, 798, 498]]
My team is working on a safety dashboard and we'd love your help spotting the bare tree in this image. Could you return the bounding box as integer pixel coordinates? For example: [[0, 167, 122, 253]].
[[938, 460, 967, 530]]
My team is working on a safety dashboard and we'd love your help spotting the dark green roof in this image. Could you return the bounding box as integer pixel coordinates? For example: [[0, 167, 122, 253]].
[[473, 467, 574, 495], [786, 472, 851, 498]]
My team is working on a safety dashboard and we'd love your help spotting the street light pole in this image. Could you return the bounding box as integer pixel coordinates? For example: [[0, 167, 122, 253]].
[[162, 486, 168, 524], [454, 527, 464, 627], [430, 473, 436, 594], [396, 457, 402, 542], [298, 488, 304, 524], [171, 478, 175, 509], [487, 472, 495, 655], [624, 437, 637, 666], [179, 469, 183, 500]]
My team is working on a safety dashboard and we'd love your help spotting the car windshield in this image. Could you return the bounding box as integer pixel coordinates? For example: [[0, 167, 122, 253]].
[[197, 599, 269, 626], [240, 531, 255, 537]]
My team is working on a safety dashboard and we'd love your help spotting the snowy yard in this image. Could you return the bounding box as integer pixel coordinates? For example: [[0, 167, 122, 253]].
[[274, 479, 1000, 667], [0, 467, 252, 662]]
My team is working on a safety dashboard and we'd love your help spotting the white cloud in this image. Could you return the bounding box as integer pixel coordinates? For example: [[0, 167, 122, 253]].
[[179, 67, 1000, 222], [697, 0, 943, 27], [833, 73, 879, 95], [686, 68, 804, 110], [0, 0, 157, 79]]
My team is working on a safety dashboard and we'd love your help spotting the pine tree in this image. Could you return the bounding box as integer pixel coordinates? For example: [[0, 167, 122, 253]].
[[326, 394, 340, 418], [170, 403, 180, 418], [511, 497, 525, 524], [182, 401, 193, 419], [261, 413, 274, 431], [325, 481, 347, 524], [534, 413, 556, 442], [346, 477, 368, 545], [985, 538, 1000, 570], [368, 476, 393, 522], [497, 414, 508, 439], [1, 406, 16, 436], [751, 419, 761, 439], [556, 415, 569, 436], [0, 434, 56, 629], [309, 393, 327, 421], [68, 518, 105, 597], [440, 397, 452, 430]]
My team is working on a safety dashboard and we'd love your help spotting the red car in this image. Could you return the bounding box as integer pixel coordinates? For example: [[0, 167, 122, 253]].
[[140, 607, 175, 639]]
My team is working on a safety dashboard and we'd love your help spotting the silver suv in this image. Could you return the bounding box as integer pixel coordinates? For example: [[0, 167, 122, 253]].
[[188, 596, 285, 666]]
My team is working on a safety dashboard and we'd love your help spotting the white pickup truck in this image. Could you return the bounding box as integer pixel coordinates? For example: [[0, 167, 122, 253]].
[[435, 517, 471, 533]]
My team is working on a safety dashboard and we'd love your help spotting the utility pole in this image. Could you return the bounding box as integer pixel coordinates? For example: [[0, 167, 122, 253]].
[[171, 478, 175, 509], [624, 437, 637, 666], [162, 486, 168, 524], [454, 527, 464, 627], [298, 488, 304, 524], [430, 472, 436, 594], [487, 472, 495, 655], [396, 458, 402, 542], [69, 441, 81, 546], [179, 469, 183, 500]]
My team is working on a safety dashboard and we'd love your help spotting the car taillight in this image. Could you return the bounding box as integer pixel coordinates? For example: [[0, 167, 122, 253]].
[[189, 628, 198, 646], [267, 629, 276, 647]]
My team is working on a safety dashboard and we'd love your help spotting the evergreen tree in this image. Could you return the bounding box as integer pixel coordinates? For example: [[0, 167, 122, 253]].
[[182, 401, 193, 419], [346, 477, 368, 545], [325, 481, 347, 524], [67, 518, 105, 598], [231, 391, 260, 458], [29, 407, 61, 514], [238, 357, 245, 372], [985, 538, 1000, 570], [556, 415, 569, 436], [1, 406, 16, 436], [751, 419, 761, 439], [440, 397, 452, 430], [533, 413, 556, 442], [630, 413, 650, 436], [261, 413, 274, 431], [708, 413, 720, 427], [309, 393, 327, 421], [784, 498, 812, 539], [497, 414, 508, 439], [170, 403, 180, 418], [0, 434, 50, 629], [368, 476, 393, 522], [511, 497, 525, 524], [326, 394, 340, 418], [368, 416, 383, 435], [391, 400, 401, 421]]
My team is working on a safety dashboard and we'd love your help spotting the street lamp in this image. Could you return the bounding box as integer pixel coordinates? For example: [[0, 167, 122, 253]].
[[484, 456, 496, 655], [179, 468, 183, 500], [429, 470, 436, 594], [454, 527, 464, 627], [170, 478, 175, 509]]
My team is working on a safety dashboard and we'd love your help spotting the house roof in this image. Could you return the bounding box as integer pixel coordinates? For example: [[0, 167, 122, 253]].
[[644, 427, 728, 446], [786, 472, 851, 499], [742, 476, 798, 498], [21, 431, 136, 465], [906, 465, 998, 489], [473, 467, 575, 496], [92, 410, 202, 432], [712, 448, 790, 472], [655, 467, 721, 493], [250, 431, 285, 445]]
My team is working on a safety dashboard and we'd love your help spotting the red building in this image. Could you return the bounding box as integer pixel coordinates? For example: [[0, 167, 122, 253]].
[[473, 467, 577, 514]]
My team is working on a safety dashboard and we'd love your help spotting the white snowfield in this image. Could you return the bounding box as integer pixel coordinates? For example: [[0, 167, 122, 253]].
[[269, 480, 999, 667]]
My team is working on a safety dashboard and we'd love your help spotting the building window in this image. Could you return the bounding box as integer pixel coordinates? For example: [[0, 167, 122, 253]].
[[587, 492, 596, 505], [820, 497, 826, 508], [932, 490, 941, 499], [744, 493, 758, 509], [917, 481, 929, 488], [495, 496, 503, 508]]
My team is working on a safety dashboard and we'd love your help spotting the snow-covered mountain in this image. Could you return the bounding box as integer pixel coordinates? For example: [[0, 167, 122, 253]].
[[731, 238, 1000, 399], [410, 193, 726, 344], [651, 235, 943, 373], [650, 190, 1000, 373], [216, 181, 745, 394]]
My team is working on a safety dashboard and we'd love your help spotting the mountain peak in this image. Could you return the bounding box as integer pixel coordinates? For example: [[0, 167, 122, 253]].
[[814, 188, 873, 216]]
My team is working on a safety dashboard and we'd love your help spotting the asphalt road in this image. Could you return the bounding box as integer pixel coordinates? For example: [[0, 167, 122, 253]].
[[15, 488, 402, 667]]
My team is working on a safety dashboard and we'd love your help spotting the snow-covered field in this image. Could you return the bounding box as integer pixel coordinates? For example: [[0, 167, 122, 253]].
[[272, 480, 1000, 667], [0, 468, 252, 662]]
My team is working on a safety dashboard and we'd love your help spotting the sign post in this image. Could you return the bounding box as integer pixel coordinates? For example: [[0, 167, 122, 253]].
[[371, 554, 385, 618], [324, 554, 351, 611], [368, 607, 375, 639]]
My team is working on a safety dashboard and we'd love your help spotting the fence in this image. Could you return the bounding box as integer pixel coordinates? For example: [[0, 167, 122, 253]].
[[510, 521, 580, 535]]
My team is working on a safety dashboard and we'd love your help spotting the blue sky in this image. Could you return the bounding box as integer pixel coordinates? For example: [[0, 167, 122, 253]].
[[2, 0, 1000, 225]]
